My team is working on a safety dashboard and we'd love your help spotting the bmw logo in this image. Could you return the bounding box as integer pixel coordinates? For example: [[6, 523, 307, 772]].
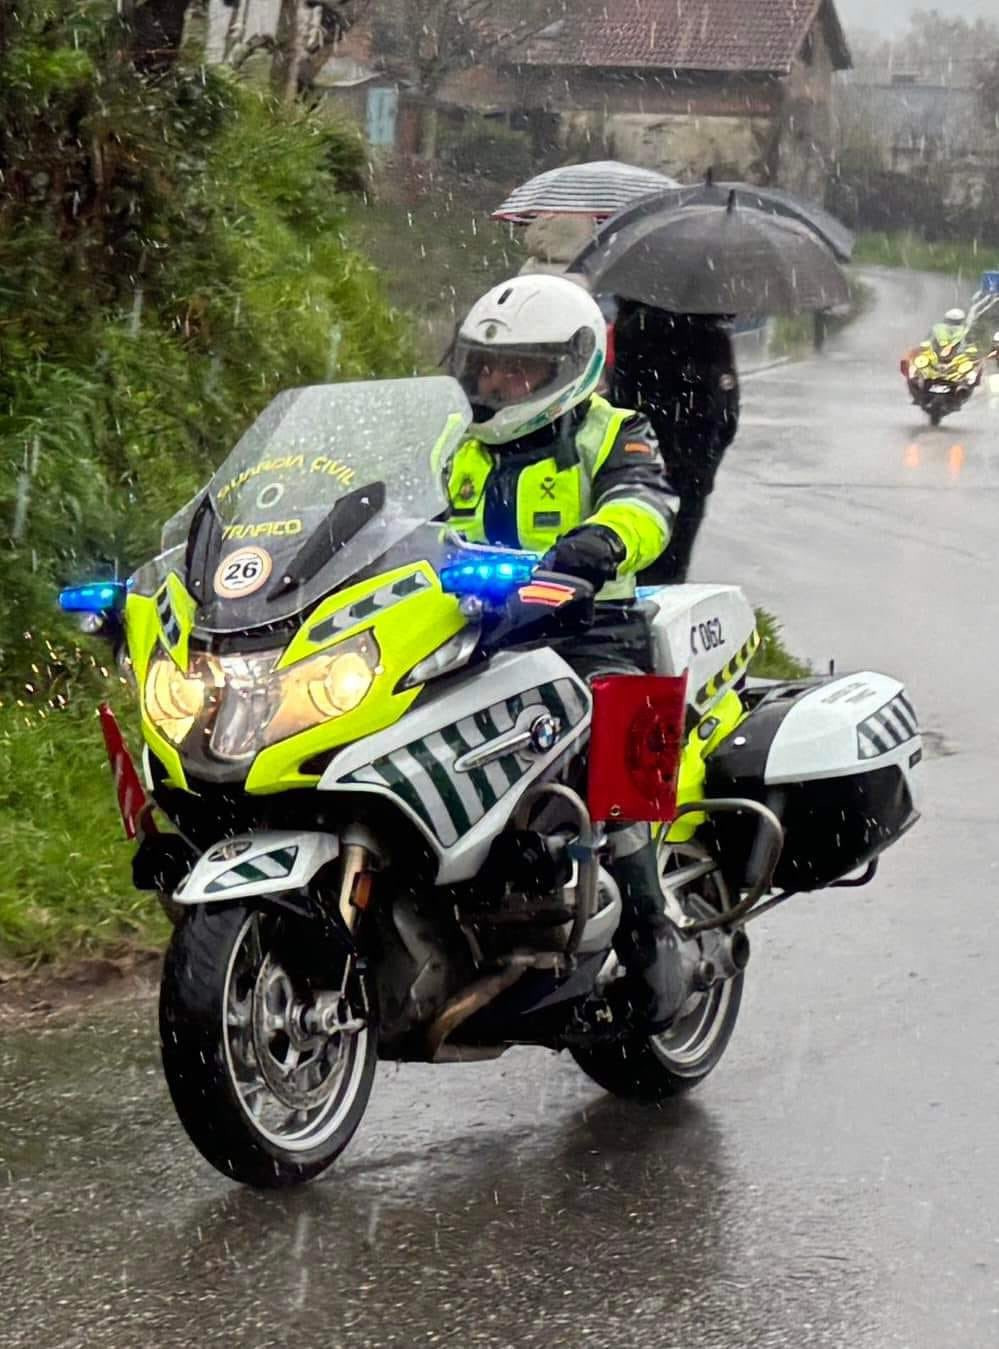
[[209, 839, 252, 863], [529, 714, 561, 753]]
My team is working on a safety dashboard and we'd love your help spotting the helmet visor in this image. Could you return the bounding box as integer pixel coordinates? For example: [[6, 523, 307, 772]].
[[450, 331, 596, 417]]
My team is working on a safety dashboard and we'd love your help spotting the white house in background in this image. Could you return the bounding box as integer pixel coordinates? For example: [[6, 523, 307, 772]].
[[206, 0, 276, 63], [205, 0, 329, 66]]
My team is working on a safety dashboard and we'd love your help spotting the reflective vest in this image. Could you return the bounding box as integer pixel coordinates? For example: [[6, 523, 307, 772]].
[[442, 396, 670, 600]]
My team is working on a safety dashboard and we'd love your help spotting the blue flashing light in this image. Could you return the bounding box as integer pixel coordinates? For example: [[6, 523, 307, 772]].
[[58, 581, 128, 614], [980, 271, 999, 295], [439, 549, 539, 600]]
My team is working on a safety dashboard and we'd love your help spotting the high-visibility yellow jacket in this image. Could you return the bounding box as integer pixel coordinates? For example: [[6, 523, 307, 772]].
[[441, 396, 677, 600]]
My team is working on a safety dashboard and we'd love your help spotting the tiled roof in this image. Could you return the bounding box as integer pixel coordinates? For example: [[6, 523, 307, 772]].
[[517, 0, 851, 75]]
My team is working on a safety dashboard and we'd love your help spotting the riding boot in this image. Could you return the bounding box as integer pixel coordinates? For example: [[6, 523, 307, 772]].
[[611, 837, 697, 1033]]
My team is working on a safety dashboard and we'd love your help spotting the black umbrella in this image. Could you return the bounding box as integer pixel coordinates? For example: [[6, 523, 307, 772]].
[[568, 199, 850, 316], [573, 176, 855, 264]]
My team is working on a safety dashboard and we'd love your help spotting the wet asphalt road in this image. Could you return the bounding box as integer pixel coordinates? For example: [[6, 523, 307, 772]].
[[3, 268, 999, 1348]]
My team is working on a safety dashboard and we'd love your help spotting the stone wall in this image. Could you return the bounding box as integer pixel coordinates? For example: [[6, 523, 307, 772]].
[[443, 64, 783, 183]]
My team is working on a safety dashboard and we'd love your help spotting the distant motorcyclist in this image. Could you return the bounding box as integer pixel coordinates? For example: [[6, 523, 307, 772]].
[[444, 273, 686, 1031], [928, 308, 970, 356]]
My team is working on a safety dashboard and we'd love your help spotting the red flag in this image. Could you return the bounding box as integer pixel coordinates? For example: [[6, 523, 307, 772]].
[[587, 675, 688, 823], [98, 703, 158, 840]]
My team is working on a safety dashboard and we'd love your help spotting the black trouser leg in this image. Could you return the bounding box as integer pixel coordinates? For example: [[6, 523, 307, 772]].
[[656, 486, 708, 583], [608, 824, 694, 1031]]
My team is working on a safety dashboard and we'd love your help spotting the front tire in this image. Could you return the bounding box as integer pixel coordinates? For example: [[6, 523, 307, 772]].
[[572, 841, 743, 1102], [160, 904, 375, 1188]]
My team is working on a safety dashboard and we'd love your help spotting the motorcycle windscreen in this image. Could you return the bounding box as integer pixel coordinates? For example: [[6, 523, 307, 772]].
[[181, 378, 471, 631]]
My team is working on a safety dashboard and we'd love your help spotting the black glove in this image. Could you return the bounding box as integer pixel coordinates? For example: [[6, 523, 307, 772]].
[[541, 524, 626, 590]]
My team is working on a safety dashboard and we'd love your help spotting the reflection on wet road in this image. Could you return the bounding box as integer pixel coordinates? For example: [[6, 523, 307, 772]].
[[3, 268, 999, 1347]]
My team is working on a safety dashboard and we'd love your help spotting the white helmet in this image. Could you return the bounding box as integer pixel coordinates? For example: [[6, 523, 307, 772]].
[[945, 308, 967, 324], [450, 275, 606, 445]]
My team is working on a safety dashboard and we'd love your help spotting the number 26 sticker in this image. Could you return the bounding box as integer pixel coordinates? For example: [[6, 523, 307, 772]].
[[213, 546, 273, 599]]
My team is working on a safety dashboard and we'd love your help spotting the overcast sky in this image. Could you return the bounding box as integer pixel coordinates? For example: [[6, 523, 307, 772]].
[[835, 0, 999, 36]]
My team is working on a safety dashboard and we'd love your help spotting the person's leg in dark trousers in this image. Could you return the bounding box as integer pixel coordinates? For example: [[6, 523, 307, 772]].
[[653, 482, 707, 583]]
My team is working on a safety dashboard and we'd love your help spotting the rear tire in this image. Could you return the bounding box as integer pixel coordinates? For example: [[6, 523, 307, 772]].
[[929, 405, 944, 426], [572, 842, 743, 1102], [160, 904, 375, 1188]]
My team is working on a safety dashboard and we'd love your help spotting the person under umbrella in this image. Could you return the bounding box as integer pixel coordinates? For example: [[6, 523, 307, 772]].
[[610, 303, 739, 584], [568, 198, 849, 583]]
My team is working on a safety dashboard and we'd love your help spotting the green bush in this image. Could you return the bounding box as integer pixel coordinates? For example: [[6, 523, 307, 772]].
[[0, 2, 414, 693], [0, 2, 417, 962]]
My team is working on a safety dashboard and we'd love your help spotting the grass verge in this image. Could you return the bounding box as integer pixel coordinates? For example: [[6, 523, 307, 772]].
[[343, 192, 526, 367], [771, 276, 875, 357], [0, 695, 168, 968], [854, 232, 999, 280]]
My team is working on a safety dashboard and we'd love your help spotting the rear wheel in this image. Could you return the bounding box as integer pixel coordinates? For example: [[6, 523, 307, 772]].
[[929, 404, 944, 426], [571, 840, 743, 1102], [160, 904, 375, 1188]]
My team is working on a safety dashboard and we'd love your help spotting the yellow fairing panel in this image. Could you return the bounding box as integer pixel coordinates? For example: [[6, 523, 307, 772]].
[[246, 564, 466, 794], [666, 690, 746, 843], [124, 591, 189, 791]]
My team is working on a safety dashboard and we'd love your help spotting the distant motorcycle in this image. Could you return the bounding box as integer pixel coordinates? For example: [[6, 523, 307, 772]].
[[901, 332, 999, 426]]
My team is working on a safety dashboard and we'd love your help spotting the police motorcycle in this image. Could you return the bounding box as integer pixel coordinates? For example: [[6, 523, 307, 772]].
[[61, 377, 922, 1189], [902, 328, 999, 426]]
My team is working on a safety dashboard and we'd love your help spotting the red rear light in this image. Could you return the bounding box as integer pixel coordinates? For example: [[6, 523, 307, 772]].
[[587, 674, 688, 822]]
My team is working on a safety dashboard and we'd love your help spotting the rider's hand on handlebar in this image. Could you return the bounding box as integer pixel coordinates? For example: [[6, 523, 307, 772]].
[[540, 524, 625, 592]]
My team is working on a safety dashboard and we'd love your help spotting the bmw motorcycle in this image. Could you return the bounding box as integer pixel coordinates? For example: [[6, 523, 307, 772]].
[[61, 377, 922, 1189], [902, 332, 999, 426]]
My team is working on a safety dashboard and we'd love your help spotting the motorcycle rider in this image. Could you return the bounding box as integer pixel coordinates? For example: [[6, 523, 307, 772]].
[[905, 308, 978, 402], [928, 308, 970, 354], [443, 274, 687, 1031]]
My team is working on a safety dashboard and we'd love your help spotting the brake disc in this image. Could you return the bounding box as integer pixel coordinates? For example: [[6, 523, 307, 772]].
[[250, 954, 345, 1111]]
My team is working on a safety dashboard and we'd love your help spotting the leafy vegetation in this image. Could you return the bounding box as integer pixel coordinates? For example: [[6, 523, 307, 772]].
[[0, 1, 415, 963], [345, 192, 526, 363], [751, 609, 812, 681], [0, 0, 413, 695]]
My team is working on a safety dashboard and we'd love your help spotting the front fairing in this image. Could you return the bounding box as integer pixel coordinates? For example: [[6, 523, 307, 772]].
[[173, 377, 470, 632], [124, 379, 475, 794]]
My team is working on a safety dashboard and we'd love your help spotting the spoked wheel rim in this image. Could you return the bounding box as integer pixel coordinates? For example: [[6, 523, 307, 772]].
[[222, 914, 370, 1152], [649, 839, 738, 1077]]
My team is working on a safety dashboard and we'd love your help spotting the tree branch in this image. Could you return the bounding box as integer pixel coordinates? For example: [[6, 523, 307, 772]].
[[228, 32, 277, 71]]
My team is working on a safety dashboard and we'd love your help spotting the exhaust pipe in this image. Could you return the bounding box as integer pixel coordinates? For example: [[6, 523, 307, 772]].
[[425, 965, 524, 1061]]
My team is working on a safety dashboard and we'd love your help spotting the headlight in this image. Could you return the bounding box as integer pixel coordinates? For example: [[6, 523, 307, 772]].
[[308, 650, 374, 717], [146, 656, 207, 744], [143, 633, 380, 760]]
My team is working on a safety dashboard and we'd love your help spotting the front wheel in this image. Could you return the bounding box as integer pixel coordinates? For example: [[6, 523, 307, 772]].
[[571, 841, 743, 1102], [929, 404, 944, 426], [160, 904, 376, 1188]]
